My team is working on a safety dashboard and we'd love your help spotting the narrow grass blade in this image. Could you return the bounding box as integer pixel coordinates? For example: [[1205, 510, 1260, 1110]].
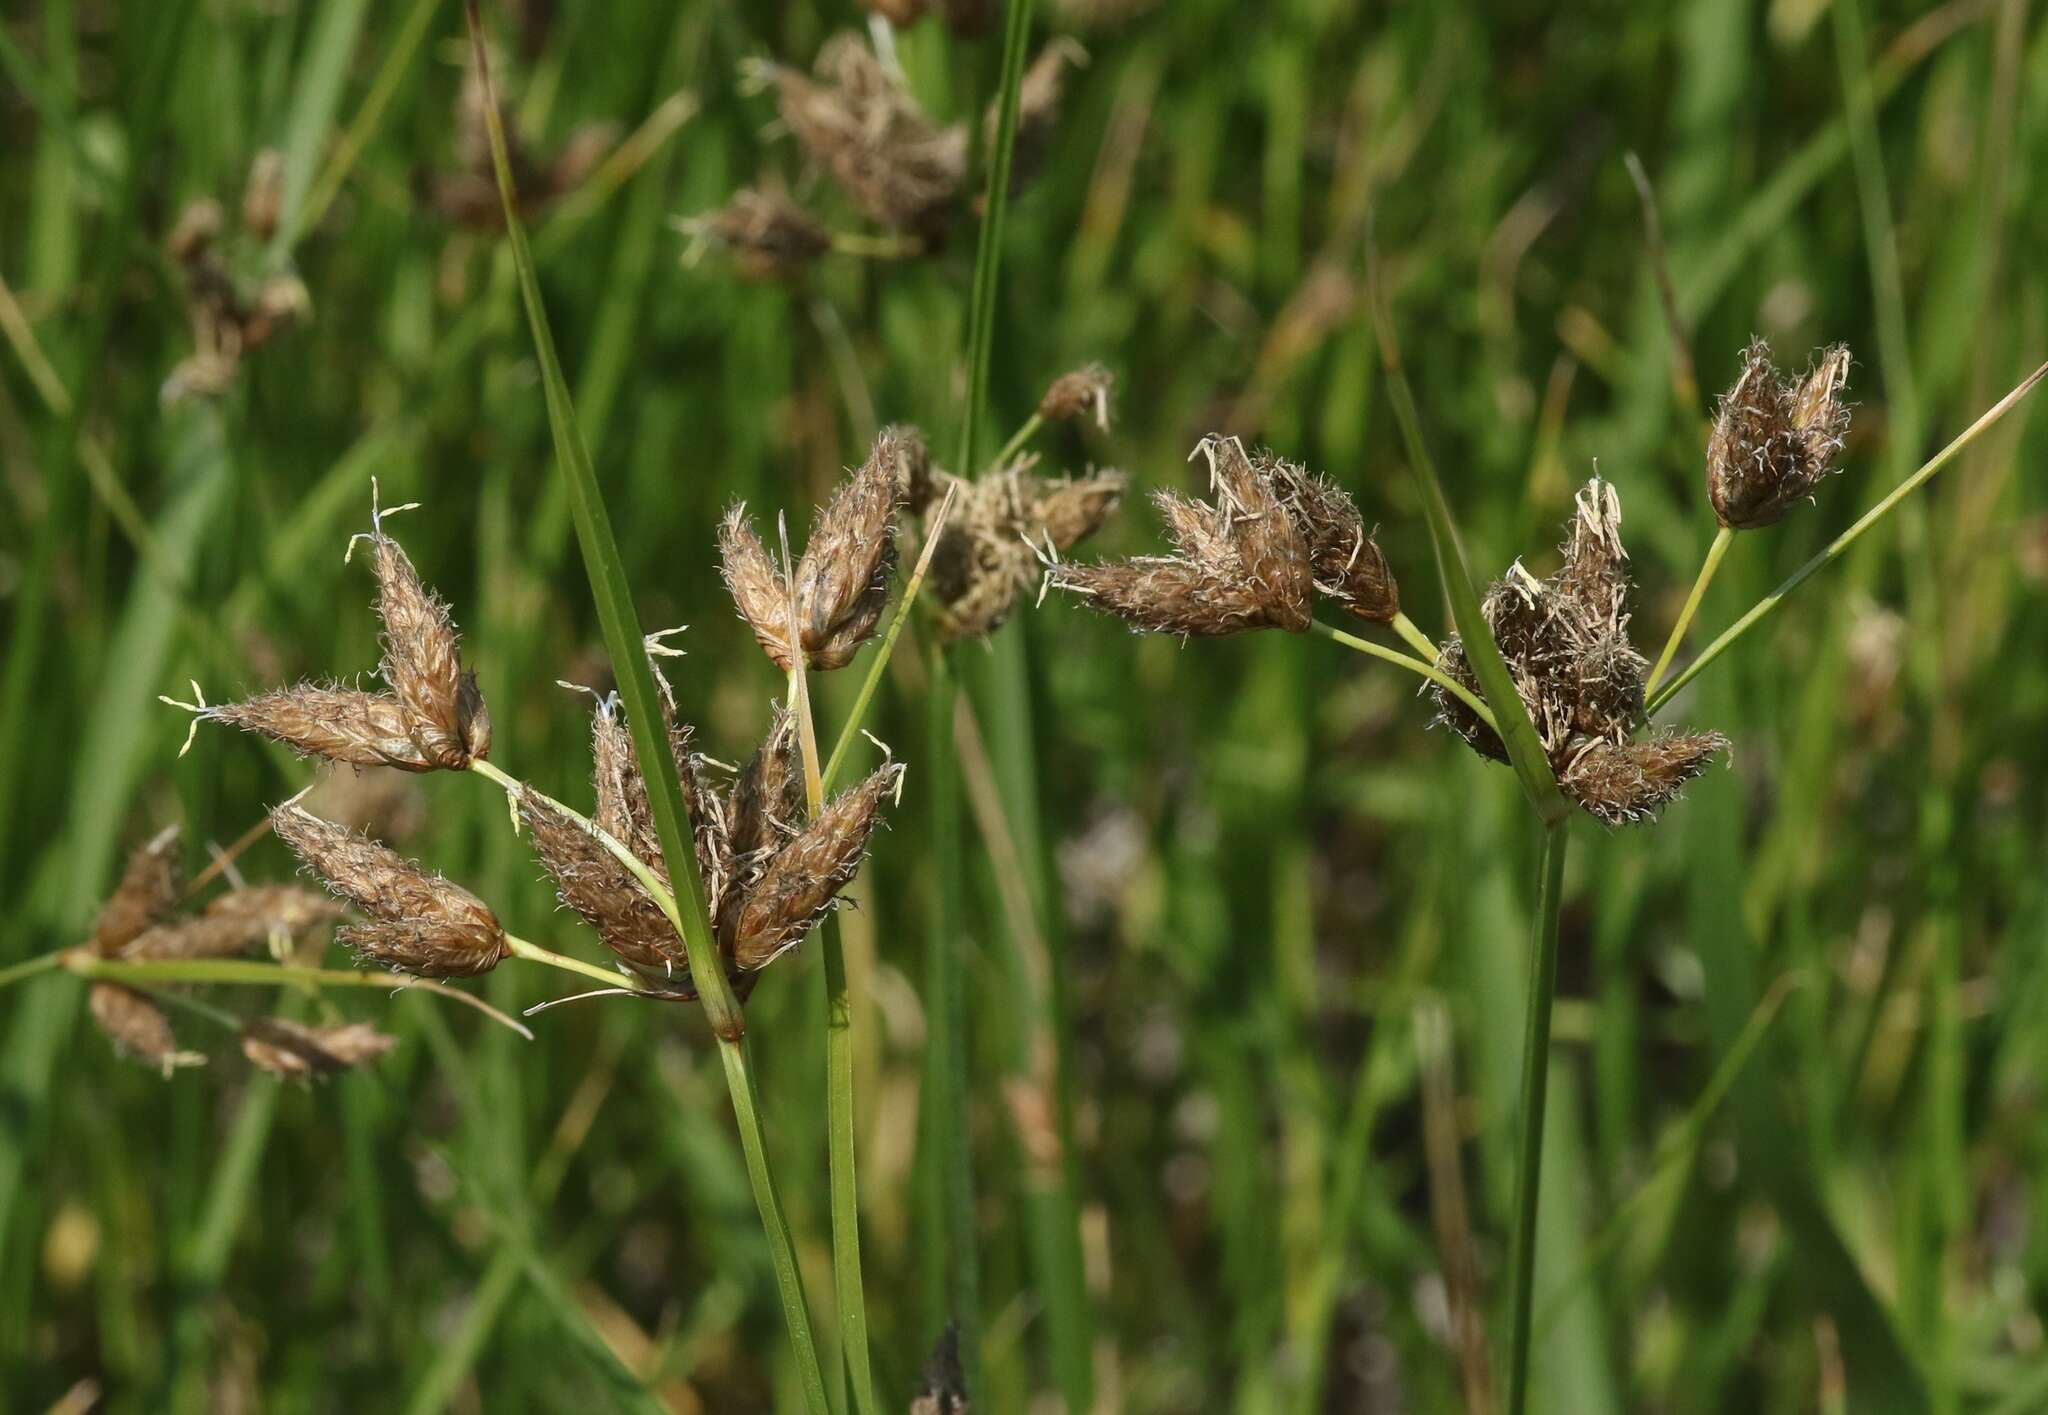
[[1504, 822, 1569, 1415]]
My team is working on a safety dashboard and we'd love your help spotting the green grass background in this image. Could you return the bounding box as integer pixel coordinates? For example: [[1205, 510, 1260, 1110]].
[[4, 0, 2047, 1410]]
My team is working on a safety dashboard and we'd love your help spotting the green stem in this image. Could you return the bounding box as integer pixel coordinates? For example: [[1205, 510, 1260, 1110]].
[[830, 230, 924, 260], [502, 932, 637, 993], [1646, 359, 2048, 715], [1644, 525, 1733, 696], [985, 412, 1044, 474], [1505, 822, 1570, 1415], [0, 951, 63, 993], [1310, 619, 1498, 733], [1389, 609, 1439, 662], [787, 668, 878, 1415]]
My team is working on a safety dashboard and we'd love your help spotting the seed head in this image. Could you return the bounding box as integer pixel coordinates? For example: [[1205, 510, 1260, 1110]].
[[725, 706, 805, 894], [1707, 340, 1854, 529], [241, 1019, 396, 1080], [911, 1322, 970, 1415], [123, 885, 341, 962], [199, 685, 443, 772], [887, 424, 937, 512], [760, 35, 967, 236], [924, 464, 1125, 643], [683, 184, 833, 281], [242, 149, 285, 245], [92, 826, 182, 956], [89, 983, 204, 1076], [1264, 460, 1399, 623], [1053, 435, 1313, 636], [368, 526, 491, 769], [166, 199, 224, 267], [1037, 362, 1114, 430], [1431, 479, 1726, 824], [719, 506, 798, 670], [523, 793, 688, 984], [271, 804, 507, 977], [724, 762, 902, 970], [940, 0, 996, 36]]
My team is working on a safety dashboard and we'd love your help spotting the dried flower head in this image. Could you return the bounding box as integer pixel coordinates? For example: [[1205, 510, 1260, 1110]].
[[1053, 435, 1314, 636], [432, 51, 616, 228], [89, 983, 204, 1076], [1265, 460, 1399, 623], [682, 184, 833, 280], [920, 460, 1125, 643], [758, 35, 967, 236], [272, 803, 507, 977], [940, 0, 997, 36], [160, 179, 311, 405], [523, 790, 688, 985], [1432, 479, 1728, 824], [196, 686, 444, 772], [241, 149, 285, 245], [724, 706, 805, 893], [166, 199, 225, 266], [367, 520, 492, 770], [240, 1019, 396, 1080], [1707, 340, 1854, 529], [122, 885, 342, 962], [92, 826, 183, 955], [725, 762, 903, 971], [722, 430, 905, 670], [1037, 363, 1114, 430]]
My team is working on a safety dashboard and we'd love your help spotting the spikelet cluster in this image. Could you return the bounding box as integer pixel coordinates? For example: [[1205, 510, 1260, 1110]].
[[526, 695, 902, 990], [1707, 340, 1854, 529], [426, 49, 615, 229], [185, 494, 492, 773], [1431, 480, 1728, 825], [273, 804, 508, 977], [1054, 435, 1396, 635], [81, 828, 349, 1075], [680, 184, 833, 280], [720, 430, 906, 671], [240, 1018, 396, 1081], [162, 151, 310, 404]]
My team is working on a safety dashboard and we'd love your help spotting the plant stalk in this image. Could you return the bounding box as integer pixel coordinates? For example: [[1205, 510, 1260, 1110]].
[[1644, 525, 1733, 696], [1505, 822, 1570, 1415], [1309, 619, 1498, 733]]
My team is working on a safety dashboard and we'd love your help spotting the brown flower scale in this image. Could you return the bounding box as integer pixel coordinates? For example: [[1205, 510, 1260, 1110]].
[[240, 1019, 396, 1080], [1707, 339, 1854, 530], [1431, 480, 1728, 825]]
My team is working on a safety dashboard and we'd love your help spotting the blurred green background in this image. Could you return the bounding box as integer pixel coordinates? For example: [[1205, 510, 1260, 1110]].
[[4, 0, 2048, 1410]]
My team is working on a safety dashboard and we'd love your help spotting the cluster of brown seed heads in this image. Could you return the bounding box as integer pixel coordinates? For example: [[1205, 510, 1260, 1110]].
[[162, 150, 310, 404], [425, 50, 616, 230], [689, 31, 1082, 275], [77, 825, 389, 1078]]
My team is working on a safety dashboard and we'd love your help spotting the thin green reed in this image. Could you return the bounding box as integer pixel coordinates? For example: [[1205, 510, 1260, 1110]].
[[463, 5, 828, 1409]]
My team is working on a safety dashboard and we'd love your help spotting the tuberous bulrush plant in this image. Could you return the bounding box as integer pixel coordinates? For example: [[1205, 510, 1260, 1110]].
[[685, 29, 1083, 276], [161, 150, 311, 405]]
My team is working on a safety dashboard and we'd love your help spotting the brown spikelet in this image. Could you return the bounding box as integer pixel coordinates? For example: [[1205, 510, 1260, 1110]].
[[1430, 479, 1727, 825], [369, 532, 491, 769], [166, 199, 224, 266], [591, 702, 664, 872], [92, 826, 182, 955], [241, 1018, 396, 1080], [924, 465, 1125, 643], [1036, 362, 1114, 429], [940, 0, 996, 37], [522, 792, 687, 984], [719, 505, 796, 670], [271, 804, 506, 977], [794, 430, 905, 669], [204, 686, 439, 771], [1053, 435, 1311, 636], [725, 762, 901, 970], [762, 35, 967, 236], [1264, 459, 1399, 623], [1707, 340, 1853, 529], [1560, 732, 1729, 825], [726, 706, 805, 881], [122, 886, 341, 962], [241, 149, 285, 245], [684, 184, 832, 280], [887, 423, 937, 512], [89, 983, 202, 1075]]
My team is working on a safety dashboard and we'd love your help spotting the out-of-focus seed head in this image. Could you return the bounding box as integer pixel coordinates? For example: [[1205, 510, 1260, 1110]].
[[92, 826, 182, 956], [89, 983, 205, 1076], [719, 505, 797, 671], [241, 1019, 396, 1080], [1053, 435, 1312, 636], [1001, 40, 1087, 193], [761, 35, 968, 236], [1707, 340, 1853, 529], [241, 149, 286, 245], [1559, 731, 1730, 825], [242, 275, 311, 349], [863, 0, 930, 21], [166, 199, 224, 267], [683, 185, 833, 281], [911, 1322, 970, 1415], [522, 793, 688, 984], [792, 430, 905, 669], [887, 423, 937, 513], [940, 0, 997, 36], [272, 804, 507, 977], [924, 464, 1125, 643], [367, 527, 491, 769], [122, 885, 342, 962], [725, 762, 901, 970], [1264, 459, 1399, 623], [1037, 362, 1114, 430], [201, 686, 442, 771], [1431, 479, 1725, 824]]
